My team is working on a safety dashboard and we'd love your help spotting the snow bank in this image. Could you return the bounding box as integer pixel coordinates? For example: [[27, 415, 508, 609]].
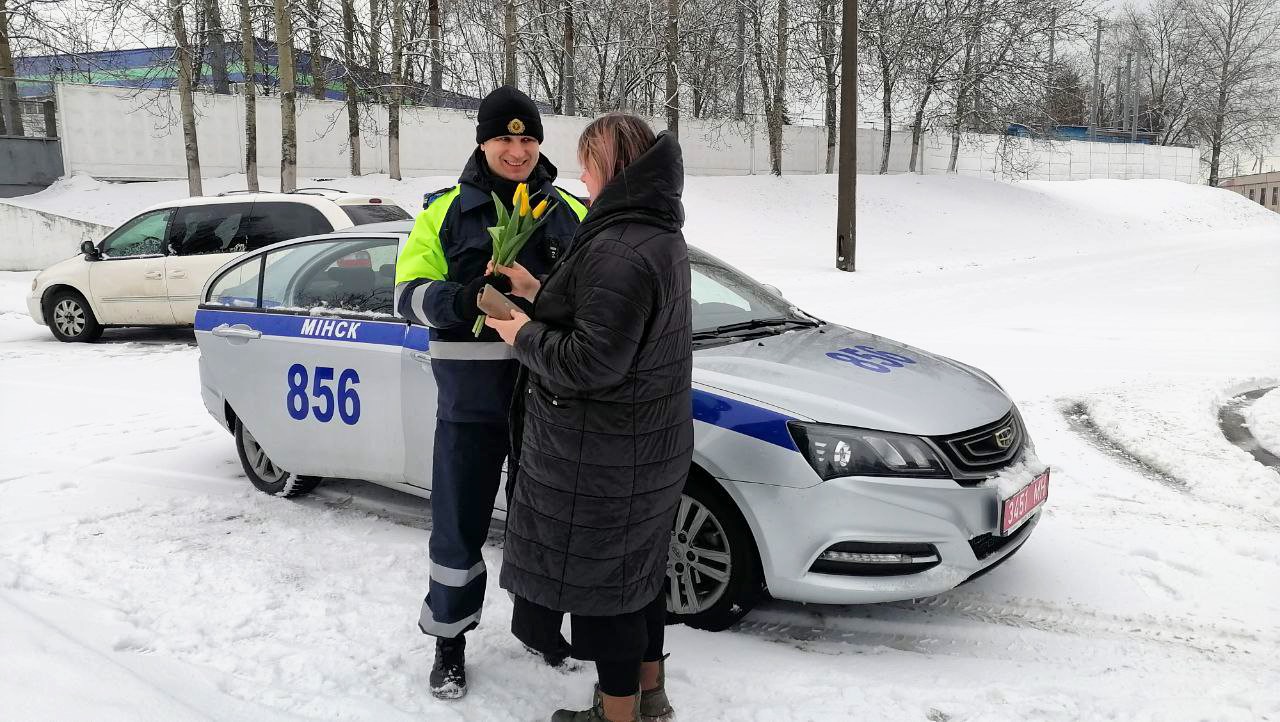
[[1247, 386, 1280, 457]]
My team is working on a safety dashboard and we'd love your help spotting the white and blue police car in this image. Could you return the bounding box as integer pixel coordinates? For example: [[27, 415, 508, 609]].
[[194, 221, 1049, 631]]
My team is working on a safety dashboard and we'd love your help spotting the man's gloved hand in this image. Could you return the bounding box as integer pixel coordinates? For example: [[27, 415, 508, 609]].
[[454, 273, 514, 320]]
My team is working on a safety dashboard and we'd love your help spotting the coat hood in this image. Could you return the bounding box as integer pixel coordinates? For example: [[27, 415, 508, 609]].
[[577, 131, 685, 238]]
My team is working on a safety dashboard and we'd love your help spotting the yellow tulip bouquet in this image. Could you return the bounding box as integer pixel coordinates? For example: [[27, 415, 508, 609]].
[[472, 182, 554, 336]]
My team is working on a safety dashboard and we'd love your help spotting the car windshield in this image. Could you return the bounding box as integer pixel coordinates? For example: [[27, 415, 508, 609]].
[[689, 247, 818, 344]]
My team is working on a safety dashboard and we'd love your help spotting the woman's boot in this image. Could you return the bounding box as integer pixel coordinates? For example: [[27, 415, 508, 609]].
[[639, 655, 674, 722], [551, 686, 639, 722]]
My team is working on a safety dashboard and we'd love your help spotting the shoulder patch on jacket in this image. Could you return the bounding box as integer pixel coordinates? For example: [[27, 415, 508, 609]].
[[423, 185, 455, 210]]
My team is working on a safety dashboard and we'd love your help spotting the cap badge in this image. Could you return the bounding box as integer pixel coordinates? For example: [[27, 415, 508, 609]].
[[507, 118, 526, 134]]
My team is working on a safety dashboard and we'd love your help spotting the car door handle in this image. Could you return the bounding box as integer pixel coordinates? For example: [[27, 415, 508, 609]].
[[211, 323, 262, 340], [412, 352, 431, 364], [168, 270, 187, 279], [144, 271, 163, 280]]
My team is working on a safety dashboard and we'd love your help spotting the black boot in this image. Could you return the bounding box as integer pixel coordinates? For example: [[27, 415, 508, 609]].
[[430, 636, 467, 700]]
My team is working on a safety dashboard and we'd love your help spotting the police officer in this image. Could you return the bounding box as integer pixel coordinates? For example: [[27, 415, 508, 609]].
[[394, 86, 587, 700]]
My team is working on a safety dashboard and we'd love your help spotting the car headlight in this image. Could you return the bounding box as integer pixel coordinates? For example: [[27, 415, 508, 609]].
[[787, 421, 950, 480]]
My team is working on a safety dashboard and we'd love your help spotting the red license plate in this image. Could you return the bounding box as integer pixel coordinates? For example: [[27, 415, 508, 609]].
[[1000, 469, 1049, 535]]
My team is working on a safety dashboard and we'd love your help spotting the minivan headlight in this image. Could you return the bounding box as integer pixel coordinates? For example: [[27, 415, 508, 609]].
[[787, 422, 950, 480]]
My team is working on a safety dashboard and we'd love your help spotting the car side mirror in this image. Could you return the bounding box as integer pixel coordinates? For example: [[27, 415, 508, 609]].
[[81, 241, 101, 260]]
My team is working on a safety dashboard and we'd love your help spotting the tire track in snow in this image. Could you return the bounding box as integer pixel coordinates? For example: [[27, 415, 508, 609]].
[[1219, 387, 1280, 470]]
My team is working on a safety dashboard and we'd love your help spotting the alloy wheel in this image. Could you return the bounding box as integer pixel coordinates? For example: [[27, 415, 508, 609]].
[[242, 427, 287, 483], [666, 495, 733, 614], [53, 299, 87, 337]]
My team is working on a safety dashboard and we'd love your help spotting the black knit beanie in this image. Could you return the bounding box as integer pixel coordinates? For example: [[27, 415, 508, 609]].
[[476, 86, 544, 144]]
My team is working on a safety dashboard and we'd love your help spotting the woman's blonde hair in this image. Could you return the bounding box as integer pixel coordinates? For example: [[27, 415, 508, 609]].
[[577, 113, 657, 190]]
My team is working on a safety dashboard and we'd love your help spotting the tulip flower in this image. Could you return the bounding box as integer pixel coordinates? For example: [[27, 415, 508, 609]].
[[473, 183, 558, 336]]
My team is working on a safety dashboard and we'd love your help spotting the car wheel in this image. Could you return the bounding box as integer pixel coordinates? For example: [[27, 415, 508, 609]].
[[46, 290, 103, 343], [234, 419, 322, 498], [666, 474, 763, 631]]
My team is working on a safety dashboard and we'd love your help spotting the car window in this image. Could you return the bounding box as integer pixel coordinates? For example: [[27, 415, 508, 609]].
[[245, 202, 334, 250], [689, 250, 792, 331], [101, 209, 173, 258], [168, 202, 253, 256], [261, 238, 398, 315], [342, 204, 412, 225], [206, 256, 264, 307]]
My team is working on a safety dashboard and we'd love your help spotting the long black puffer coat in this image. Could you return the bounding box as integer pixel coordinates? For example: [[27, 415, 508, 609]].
[[500, 131, 694, 617]]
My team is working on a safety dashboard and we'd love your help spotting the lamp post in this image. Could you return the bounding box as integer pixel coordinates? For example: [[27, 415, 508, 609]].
[[836, 0, 857, 271]]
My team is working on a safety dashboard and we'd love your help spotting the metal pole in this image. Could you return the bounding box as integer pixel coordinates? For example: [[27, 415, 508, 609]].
[[836, 0, 856, 272]]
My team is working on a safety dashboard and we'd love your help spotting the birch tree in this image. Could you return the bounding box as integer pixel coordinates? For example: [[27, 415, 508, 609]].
[[275, 0, 298, 190], [170, 0, 202, 195], [239, 0, 259, 189]]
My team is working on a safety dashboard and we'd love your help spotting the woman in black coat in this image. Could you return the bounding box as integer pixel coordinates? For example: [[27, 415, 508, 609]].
[[485, 114, 693, 722]]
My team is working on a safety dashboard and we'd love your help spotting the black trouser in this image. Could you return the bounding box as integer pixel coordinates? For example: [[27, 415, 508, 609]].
[[594, 593, 668, 697], [418, 420, 507, 638]]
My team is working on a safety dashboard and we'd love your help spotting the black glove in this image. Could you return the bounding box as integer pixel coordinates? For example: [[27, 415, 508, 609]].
[[453, 273, 513, 320]]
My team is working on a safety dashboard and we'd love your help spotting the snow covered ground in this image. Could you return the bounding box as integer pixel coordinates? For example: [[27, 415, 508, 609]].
[[1248, 388, 1280, 458], [3, 172, 1279, 721]]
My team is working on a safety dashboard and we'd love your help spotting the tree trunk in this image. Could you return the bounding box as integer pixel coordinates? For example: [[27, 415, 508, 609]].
[[389, 0, 403, 180], [275, 0, 298, 191], [908, 84, 932, 173], [735, 0, 745, 119], [429, 0, 442, 104], [768, 0, 788, 176], [820, 0, 836, 173], [504, 0, 517, 87], [203, 0, 231, 93], [172, 0, 204, 196], [239, 0, 259, 190], [307, 0, 325, 98], [835, 0, 855, 271], [0, 0, 24, 137], [341, 0, 361, 175], [562, 2, 576, 115], [665, 0, 678, 137], [878, 52, 891, 174], [369, 0, 382, 73]]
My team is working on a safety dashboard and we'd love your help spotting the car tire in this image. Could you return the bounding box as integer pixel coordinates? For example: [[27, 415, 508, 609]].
[[234, 419, 323, 498], [666, 473, 764, 632], [45, 290, 103, 343]]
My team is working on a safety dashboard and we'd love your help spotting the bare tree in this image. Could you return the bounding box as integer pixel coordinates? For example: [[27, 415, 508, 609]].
[[340, 0, 360, 174], [275, 0, 298, 190], [0, 0, 25, 135], [428, 0, 442, 103], [1119, 0, 1198, 145], [305, 0, 325, 98], [170, 0, 203, 195], [239, 0, 259, 190], [504, 0, 517, 86], [389, 0, 403, 179], [665, 0, 678, 135], [860, 0, 923, 173], [201, 0, 231, 93], [1185, 0, 1280, 185]]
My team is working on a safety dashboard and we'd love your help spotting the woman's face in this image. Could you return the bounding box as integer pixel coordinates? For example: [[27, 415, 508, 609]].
[[579, 155, 603, 202]]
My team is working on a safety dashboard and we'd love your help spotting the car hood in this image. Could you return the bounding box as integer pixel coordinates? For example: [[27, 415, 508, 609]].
[[692, 325, 1012, 436]]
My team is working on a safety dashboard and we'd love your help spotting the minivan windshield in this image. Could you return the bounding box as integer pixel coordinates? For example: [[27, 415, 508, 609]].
[[689, 247, 818, 344]]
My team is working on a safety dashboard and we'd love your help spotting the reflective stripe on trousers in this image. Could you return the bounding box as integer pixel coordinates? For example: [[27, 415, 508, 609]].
[[428, 341, 515, 360]]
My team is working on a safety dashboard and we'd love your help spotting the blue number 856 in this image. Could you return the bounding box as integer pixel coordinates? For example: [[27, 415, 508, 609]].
[[287, 364, 361, 424]]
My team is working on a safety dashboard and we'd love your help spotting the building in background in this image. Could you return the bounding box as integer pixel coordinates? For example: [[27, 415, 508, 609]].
[[13, 42, 516, 111], [1220, 172, 1280, 213]]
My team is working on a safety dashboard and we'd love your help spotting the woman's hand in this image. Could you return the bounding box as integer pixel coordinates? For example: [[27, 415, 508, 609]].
[[485, 309, 530, 345], [488, 261, 541, 302]]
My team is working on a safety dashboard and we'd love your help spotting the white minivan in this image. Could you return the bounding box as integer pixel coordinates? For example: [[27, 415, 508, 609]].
[[26, 189, 411, 342]]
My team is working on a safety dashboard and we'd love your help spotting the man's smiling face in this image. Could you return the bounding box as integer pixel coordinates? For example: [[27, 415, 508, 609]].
[[481, 135, 541, 182]]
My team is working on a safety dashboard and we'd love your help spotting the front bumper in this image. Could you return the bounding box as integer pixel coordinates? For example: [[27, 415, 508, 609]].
[[726, 471, 1043, 605], [26, 293, 45, 325]]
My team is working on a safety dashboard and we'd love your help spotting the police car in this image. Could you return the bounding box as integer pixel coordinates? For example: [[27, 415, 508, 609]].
[[195, 222, 1048, 631]]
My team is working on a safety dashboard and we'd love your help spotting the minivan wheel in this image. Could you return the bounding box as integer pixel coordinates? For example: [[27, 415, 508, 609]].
[[234, 419, 322, 498], [666, 474, 763, 631], [46, 290, 102, 343]]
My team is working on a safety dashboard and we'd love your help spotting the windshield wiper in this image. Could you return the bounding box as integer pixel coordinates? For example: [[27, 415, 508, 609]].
[[692, 316, 819, 340]]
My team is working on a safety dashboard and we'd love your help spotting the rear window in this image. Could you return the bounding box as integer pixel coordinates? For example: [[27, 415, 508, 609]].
[[245, 202, 334, 250], [343, 204, 412, 225]]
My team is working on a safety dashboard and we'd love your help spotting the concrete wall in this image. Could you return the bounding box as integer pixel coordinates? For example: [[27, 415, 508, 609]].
[[53, 84, 831, 180], [855, 127, 1201, 182], [0, 201, 113, 270], [0, 136, 65, 192]]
